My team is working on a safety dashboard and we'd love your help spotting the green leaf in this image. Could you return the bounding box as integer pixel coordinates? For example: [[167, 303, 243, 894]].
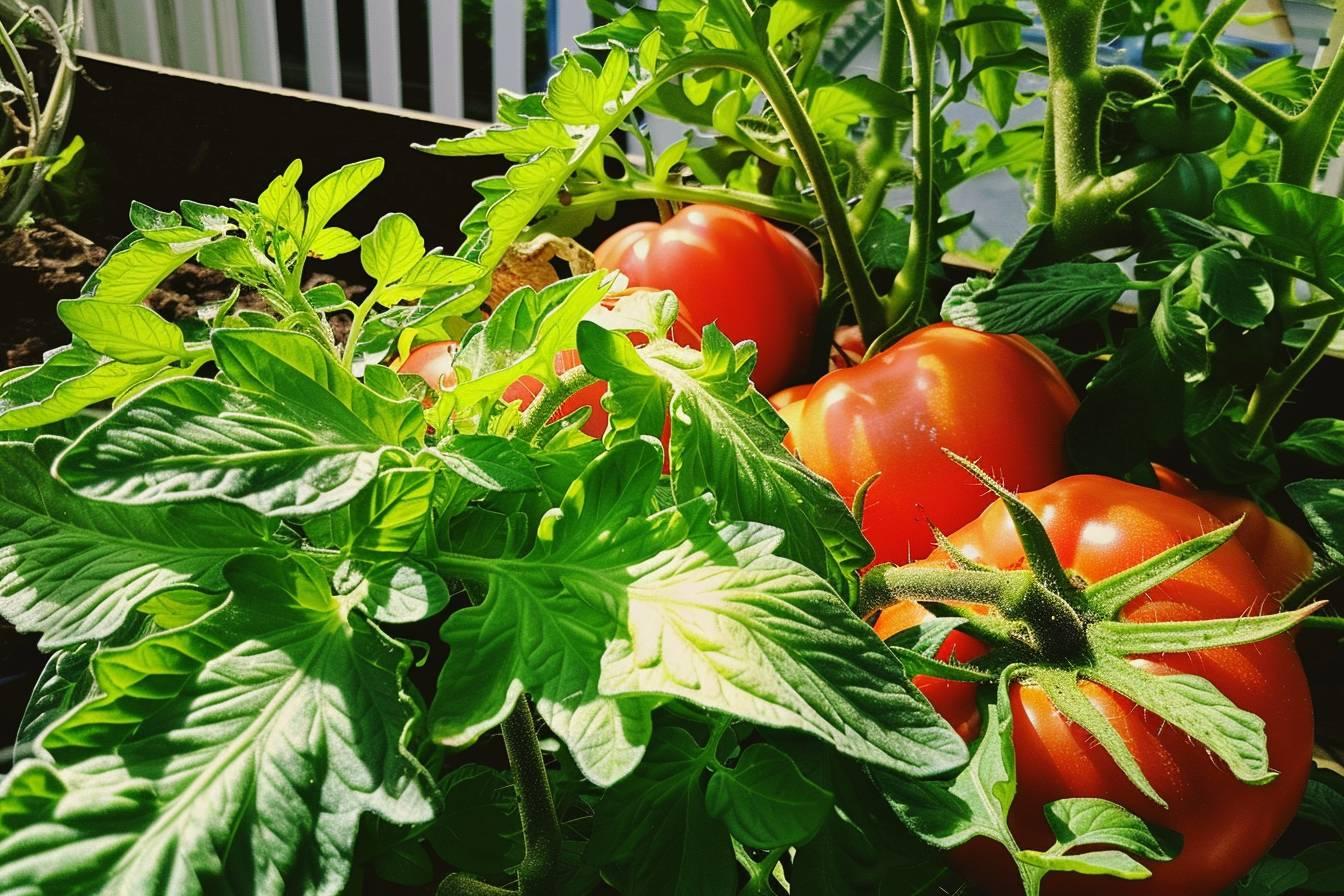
[[425, 765, 522, 875], [362, 212, 426, 283], [1015, 849, 1150, 879], [257, 157, 306, 235], [0, 345, 167, 431], [1300, 842, 1344, 893], [1214, 183, 1344, 281], [433, 439, 963, 785], [1151, 295, 1210, 383], [430, 440, 666, 786], [879, 677, 1018, 850], [211, 328, 424, 447], [307, 226, 361, 259], [598, 509, 965, 779], [1300, 768, 1344, 838], [580, 323, 872, 597], [448, 272, 612, 413], [428, 433, 542, 492], [302, 157, 384, 242], [1286, 479, 1344, 563], [81, 235, 202, 304], [943, 263, 1130, 334], [374, 252, 486, 306], [417, 118, 576, 161], [0, 554, 433, 896], [55, 376, 401, 517], [1089, 654, 1274, 786], [951, 0, 1024, 125], [0, 442, 277, 648], [1067, 328, 1183, 476], [334, 557, 450, 625], [307, 465, 435, 555], [808, 75, 911, 132], [1190, 249, 1273, 328], [16, 643, 97, 745], [195, 235, 269, 286], [1283, 419, 1344, 466], [704, 743, 833, 848], [1237, 855, 1312, 896], [587, 726, 736, 896], [1040, 798, 1180, 860], [57, 299, 189, 364]]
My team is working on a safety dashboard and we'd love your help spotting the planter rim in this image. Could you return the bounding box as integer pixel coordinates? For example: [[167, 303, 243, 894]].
[[76, 49, 488, 132]]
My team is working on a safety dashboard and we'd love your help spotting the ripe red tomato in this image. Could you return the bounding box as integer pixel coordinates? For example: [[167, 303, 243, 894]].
[[397, 342, 608, 438], [593, 205, 822, 396], [876, 476, 1314, 896], [793, 323, 1078, 564], [1152, 465, 1313, 600]]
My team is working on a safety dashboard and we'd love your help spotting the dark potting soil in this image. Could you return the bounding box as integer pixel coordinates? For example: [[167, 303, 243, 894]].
[[0, 218, 361, 371]]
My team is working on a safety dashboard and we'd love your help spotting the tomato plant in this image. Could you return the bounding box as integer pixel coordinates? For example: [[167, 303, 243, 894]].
[[1, 0, 1343, 892], [792, 324, 1078, 564]]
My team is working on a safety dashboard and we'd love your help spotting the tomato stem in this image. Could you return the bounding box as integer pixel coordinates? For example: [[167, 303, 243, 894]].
[[514, 365, 600, 444], [500, 696, 563, 896]]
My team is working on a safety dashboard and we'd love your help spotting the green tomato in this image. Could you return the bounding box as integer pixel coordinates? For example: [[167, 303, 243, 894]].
[[1128, 153, 1223, 220], [1134, 96, 1236, 154]]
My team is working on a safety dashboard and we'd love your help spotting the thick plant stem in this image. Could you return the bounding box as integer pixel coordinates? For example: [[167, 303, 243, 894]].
[[720, 0, 886, 343], [867, 0, 906, 157], [1244, 311, 1344, 446], [1243, 44, 1344, 442], [886, 0, 940, 328], [501, 697, 562, 896], [1177, 0, 1251, 78], [564, 180, 817, 227], [514, 366, 599, 444]]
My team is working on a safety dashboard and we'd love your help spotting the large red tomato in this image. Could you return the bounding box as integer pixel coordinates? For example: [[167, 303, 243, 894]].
[[397, 342, 608, 437], [793, 323, 1078, 564], [1152, 465, 1313, 600], [875, 476, 1314, 896], [593, 205, 822, 396]]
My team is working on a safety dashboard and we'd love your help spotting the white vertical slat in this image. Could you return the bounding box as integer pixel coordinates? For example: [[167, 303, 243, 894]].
[[172, 0, 219, 73], [552, 0, 591, 54], [238, 0, 281, 84], [302, 0, 341, 96], [428, 0, 463, 117], [364, 0, 401, 106], [80, 0, 100, 51], [492, 0, 525, 113], [213, 0, 245, 78], [114, 0, 162, 64]]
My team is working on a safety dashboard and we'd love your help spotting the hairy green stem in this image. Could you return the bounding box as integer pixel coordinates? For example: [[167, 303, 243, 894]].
[[1177, 0, 1252, 78], [720, 0, 885, 343], [514, 365, 600, 444], [501, 697, 562, 896], [1243, 311, 1344, 445], [342, 286, 383, 369], [868, 0, 906, 155], [565, 179, 817, 227], [437, 875, 513, 896], [885, 0, 941, 328], [1195, 59, 1293, 135], [1279, 44, 1344, 185]]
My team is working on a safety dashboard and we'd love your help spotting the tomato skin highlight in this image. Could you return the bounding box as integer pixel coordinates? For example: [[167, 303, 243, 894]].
[[594, 204, 822, 396], [1152, 465, 1314, 600], [794, 323, 1078, 564], [876, 476, 1314, 896]]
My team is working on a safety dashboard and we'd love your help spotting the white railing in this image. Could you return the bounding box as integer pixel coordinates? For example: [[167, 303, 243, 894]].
[[79, 0, 594, 119]]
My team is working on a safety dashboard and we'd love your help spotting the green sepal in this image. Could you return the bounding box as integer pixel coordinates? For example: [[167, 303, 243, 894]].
[[943, 451, 1076, 601], [1031, 666, 1166, 807], [1082, 519, 1241, 618], [1087, 601, 1323, 655]]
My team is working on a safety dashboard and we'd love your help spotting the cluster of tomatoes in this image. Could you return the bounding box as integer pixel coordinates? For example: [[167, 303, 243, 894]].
[[399, 205, 1315, 895]]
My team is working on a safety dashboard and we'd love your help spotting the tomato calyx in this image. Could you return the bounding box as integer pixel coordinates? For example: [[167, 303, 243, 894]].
[[861, 451, 1324, 807]]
